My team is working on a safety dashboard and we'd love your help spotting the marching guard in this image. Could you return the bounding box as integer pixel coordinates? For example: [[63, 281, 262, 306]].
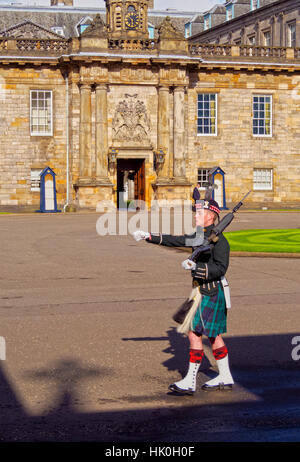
[[133, 198, 234, 395]]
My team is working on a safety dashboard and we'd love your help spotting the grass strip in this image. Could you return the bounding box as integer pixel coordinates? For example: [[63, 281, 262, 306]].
[[224, 229, 300, 254]]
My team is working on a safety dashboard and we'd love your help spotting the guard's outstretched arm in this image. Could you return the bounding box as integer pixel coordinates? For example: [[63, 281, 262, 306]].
[[133, 230, 195, 248]]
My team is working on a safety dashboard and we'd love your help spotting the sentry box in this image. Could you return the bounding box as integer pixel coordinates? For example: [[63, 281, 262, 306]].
[[208, 166, 228, 210], [38, 166, 60, 213]]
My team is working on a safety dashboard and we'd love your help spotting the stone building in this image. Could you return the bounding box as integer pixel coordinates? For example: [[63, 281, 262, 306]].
[[189, 0, 300, 48], [0, 0, 299, 211]]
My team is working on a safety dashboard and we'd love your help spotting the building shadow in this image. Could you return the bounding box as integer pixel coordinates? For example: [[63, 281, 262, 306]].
[[0, 332, 299, 442]]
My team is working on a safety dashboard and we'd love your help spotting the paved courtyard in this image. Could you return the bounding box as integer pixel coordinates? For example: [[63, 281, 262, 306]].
[[0, 211, 299, 442]]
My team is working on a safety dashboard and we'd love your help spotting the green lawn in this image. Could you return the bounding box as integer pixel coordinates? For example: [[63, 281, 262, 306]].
[[224, 229, 300, 253]]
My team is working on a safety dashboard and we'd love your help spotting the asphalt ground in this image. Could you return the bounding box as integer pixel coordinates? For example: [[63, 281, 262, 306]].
[[0, 211, 299, 443]]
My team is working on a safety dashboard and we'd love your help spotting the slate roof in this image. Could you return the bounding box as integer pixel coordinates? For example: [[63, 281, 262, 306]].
[[0, 6, 191, 38]]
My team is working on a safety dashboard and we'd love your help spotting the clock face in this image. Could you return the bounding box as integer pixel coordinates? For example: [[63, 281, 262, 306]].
[[125, 11, 139, 29]]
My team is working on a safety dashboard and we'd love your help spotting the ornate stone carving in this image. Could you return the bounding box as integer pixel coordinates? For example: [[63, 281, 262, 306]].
[[158, 16, 184, 40], [81, 14, 107, 38], [112, 94, 151, 144]]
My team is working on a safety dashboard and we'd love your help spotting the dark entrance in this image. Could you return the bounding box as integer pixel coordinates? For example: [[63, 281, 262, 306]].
[[117, 158, 145, 208]]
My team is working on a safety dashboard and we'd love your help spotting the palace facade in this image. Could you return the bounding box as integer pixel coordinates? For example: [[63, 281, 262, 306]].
[[0, 0, 299, 210]]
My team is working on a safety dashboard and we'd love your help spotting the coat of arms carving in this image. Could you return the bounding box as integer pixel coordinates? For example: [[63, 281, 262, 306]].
[[112, 94, 151, 145]]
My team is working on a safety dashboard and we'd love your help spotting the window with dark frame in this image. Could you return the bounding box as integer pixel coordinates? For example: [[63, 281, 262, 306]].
[[30, 90, 53, 136], [197, 93, 217, 135], [197, 168, 210, 188], [287, 22, 296, 48], [253, 95, 272, 137]]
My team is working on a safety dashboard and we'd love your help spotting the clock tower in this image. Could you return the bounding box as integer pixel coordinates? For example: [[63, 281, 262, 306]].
[[105, 0, 150, 40]]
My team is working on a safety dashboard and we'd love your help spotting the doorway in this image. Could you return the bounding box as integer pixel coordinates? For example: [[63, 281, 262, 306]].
[[117, 158, 145, 209]]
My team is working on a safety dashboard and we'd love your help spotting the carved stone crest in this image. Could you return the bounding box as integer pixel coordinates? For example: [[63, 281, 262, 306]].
[[112, 94, 151, 145]]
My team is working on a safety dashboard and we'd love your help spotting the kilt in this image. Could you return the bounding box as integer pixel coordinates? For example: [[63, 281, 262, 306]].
[[192, 284, 227, 338]]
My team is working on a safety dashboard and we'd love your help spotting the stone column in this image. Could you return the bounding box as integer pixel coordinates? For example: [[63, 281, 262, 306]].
[[173, 86, 186, 180], [157, 86, 170, 179], [79, 83, 92, 179], [95, 84, 109, 180], [255, 21, 260, 46]]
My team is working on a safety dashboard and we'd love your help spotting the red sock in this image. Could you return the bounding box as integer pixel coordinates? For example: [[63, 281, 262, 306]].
[[212, 345, 228, 360], [189, 349, 204, 363]]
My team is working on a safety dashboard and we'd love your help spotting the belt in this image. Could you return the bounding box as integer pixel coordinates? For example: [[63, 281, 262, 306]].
[[192, 279, 220, 291]]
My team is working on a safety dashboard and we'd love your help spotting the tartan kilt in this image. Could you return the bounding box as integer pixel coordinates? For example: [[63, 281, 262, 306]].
[[192, 284, 227, 338]]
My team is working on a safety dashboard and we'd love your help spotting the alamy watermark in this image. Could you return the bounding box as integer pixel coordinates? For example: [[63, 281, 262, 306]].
[[96, 198, 205, 244], [0, 337, 6, 361], [291, 336, 300, 361]]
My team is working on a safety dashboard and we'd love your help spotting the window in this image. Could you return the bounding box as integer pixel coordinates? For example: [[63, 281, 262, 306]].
[[251, 0, 260, 11], [148, 24, 155, 39], [248, 35, 256, 45], [197, 168, 210, 188], [30, 90, 53, 136], [76, 16, 93, 36], [197, 94, 217, 136], [287, 22, 296, 47], [253, 95, 272, 137], [253, 168, 273, 190], [263, 31, 271, 46], [204, 14, 211, 30], [78, 24, 90, 34], [30, 168, 42, 192], [226, 5, 234, 21], [51, 26, 65, 37], [185, 22, 191, 38]]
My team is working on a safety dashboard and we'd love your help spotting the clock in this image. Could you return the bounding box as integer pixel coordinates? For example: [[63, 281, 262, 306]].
[[125, 11, 139, 29]]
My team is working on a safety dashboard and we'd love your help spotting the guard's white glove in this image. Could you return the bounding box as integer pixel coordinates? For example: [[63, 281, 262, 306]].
[[133, 230, 150, 241], [181, 259, 196, 271]]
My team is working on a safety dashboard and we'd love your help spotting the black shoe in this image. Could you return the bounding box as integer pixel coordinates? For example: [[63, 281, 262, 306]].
[[168, 383, 194, 395], [201, 382, 233, 392]]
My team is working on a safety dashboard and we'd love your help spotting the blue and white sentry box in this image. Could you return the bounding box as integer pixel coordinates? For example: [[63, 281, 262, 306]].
[[38, 166, 60, 213], [209, 166, 228, 210]]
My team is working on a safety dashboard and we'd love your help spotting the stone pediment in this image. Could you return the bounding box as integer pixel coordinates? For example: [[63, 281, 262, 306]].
[[0, 21, 65, 39]]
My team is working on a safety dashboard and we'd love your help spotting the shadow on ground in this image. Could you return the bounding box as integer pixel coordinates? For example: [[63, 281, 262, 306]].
[[0, 331, 300, 442]]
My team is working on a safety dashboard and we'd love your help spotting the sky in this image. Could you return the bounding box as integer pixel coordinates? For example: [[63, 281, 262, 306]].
[[3, 0, 225, 13]]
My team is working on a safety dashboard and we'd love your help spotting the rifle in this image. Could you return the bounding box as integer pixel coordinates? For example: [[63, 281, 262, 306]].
[[189, 190, 252, 262]]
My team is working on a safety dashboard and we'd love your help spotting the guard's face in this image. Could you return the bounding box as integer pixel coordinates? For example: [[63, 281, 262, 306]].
[[195, 209, 216, 227]]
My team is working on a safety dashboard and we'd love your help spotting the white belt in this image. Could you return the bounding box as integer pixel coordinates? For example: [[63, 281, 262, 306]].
[[221, 276, 231, 309]]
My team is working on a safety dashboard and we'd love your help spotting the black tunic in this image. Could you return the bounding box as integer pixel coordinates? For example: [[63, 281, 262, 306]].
[[146, 224, 230, 296]]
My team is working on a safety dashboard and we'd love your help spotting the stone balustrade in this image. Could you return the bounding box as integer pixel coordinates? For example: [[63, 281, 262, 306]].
[[0, 38, 70, 55], [189, 43, 300, 61], [108, 38, 157, 52], [16, 39, 70, 53], [190, 43, 232, 57], [0, 39, 7, 50], [0, 37, 299, 63]]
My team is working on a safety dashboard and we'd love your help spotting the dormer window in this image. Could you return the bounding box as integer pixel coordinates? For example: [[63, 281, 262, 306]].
[[76, 17, 93, 36], [251, 0, 260, 11], [148, 23, 155, 39], [204, 14, 211, 30], [185, 22, 191, 38], [51, 26, 65, 37], [226, 5, 234, 21]]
